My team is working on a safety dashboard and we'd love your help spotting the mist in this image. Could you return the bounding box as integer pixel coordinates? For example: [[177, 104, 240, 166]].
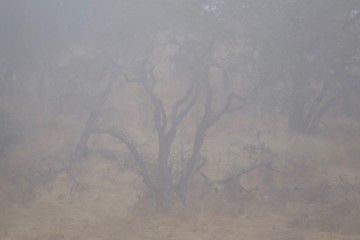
[[1, 1, 360, 239]]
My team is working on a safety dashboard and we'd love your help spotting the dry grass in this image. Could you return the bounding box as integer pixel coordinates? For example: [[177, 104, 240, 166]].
[[1, 107, 360, 239]]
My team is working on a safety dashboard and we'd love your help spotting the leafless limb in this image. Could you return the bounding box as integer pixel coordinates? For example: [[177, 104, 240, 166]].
[[91, 128, 154, 189]]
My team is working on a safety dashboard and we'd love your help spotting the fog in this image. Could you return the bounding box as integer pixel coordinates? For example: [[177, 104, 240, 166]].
[[1, 1, 360, 239]]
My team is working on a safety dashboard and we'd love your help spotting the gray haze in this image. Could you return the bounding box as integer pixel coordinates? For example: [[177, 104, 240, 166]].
[[1, 1, 360, 239]]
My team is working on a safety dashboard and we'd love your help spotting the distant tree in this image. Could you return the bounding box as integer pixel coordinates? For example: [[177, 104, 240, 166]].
[[240, 0, 360, 134], [0, 0, 92, 99]]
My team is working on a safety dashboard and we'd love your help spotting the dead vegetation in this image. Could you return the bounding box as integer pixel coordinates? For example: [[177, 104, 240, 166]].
[[1, 99, 360, 239]]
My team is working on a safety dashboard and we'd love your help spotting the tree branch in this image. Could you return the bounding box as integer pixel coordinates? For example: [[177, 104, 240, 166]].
[[140, 60, 167, 139], [91, 128, 153, 188]]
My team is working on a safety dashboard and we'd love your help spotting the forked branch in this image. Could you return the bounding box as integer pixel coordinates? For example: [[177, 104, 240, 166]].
[[92, 128, 153, 188]]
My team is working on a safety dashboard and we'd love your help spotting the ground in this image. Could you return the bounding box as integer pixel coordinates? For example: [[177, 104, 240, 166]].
[[1, 112, 360, 240]]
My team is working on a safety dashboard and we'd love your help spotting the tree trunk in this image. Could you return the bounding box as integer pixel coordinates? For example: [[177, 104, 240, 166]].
[[155, 141, 174, 212], [71, 75, 116, 162]]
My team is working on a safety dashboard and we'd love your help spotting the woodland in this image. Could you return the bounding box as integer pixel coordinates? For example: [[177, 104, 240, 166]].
[[1, 1, 360, 239]]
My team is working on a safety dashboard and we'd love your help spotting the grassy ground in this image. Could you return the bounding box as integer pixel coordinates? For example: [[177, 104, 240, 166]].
[[1, 106, 360, 240]]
